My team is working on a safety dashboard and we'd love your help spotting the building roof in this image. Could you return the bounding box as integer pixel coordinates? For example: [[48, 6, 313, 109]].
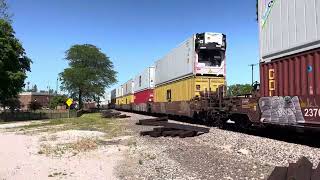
[[19, 92, 54, 96]]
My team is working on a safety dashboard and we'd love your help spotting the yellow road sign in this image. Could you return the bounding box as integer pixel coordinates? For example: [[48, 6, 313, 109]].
[[66, 98, 73, 107]]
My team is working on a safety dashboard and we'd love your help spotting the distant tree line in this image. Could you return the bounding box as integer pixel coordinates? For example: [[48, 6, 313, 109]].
[[227, 84, 253, 96]]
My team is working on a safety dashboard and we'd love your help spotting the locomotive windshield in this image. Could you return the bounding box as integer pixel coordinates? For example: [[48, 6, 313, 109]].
[[198, 49, 224, 67]]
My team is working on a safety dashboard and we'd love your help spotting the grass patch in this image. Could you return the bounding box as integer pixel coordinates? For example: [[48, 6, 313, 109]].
[[38, 138, 100, 157], [14, 113, 125, 139]]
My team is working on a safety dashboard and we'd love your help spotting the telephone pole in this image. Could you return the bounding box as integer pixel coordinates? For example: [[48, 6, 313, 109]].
[[56, 77, 59, 95], [249, 63, 258, 85]]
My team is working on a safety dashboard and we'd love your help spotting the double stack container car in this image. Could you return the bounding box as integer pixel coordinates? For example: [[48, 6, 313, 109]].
[[258, 0, 320, 126], [119, 79, 134, 110], [133, 66, 155, 112], [111, 0, 320, 131], [112, 32, 227, 117], [152, 32, 226, 117], [115, 86, 123, 105]]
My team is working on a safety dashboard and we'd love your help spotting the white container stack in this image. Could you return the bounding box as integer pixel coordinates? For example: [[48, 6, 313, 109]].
[[134, 66, 155, 93], [259, 0, 320, 62], [155, 36, 195, 86], [122, 79, 134, 96], [116, 86, 123, 98]]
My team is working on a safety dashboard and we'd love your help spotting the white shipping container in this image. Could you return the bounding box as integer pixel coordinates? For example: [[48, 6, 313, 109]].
[[155, 32, 226, 86], [133, 66, 155, 93], [122, 79, 134, 96], [259, 0, 320, 62], [116, 86, 123, 98]]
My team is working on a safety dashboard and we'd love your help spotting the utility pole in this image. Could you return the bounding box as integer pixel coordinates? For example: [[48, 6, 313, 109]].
[[56, 77, 59, 95], [249, 63, 258, 85]]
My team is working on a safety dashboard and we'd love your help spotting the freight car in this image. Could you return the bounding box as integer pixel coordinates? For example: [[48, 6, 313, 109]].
[[113, 0, 320, 131], [132, 66, 155, 112], [202, 0, 320, 129], [114, 32, 227, 116]]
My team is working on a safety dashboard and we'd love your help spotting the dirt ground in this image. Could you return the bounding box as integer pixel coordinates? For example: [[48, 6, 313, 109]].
[[1, 111, 320, 180]]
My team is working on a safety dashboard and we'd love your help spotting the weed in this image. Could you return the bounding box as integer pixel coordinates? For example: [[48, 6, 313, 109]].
[[69, 138, 98, 152], [48, 135, 58, 141], [127, 139, 137, 146], [39, 136, 47, 142], [38, 138, 99, 157]]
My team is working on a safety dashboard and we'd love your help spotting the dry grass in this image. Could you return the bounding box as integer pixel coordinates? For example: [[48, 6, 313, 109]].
[[14, 113, 123, 137], [69, 138, 99, 152], [38, 138, 100, 157]]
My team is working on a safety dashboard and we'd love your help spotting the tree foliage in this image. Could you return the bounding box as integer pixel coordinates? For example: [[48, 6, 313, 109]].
[[59, 44, 117, 109], [49, 95, 67, 109], [0, 19, 31, 108], [28, 100, 42, 111], [3, 97, 20, 112], [227, 84, 253, 96], [0, 0, 12, 23]]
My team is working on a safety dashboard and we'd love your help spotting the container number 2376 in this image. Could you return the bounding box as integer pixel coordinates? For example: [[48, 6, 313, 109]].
[[304, 108, 320, 117]]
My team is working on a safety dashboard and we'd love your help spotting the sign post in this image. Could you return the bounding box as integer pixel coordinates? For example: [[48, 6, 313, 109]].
[[66, 98, 73, 118]]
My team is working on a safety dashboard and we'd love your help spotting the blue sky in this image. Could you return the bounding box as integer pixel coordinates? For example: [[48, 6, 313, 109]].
[[9, 0, 259, 92]]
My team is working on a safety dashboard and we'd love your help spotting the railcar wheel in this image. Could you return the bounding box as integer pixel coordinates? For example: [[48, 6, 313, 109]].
[[231, 114, 252, 132]]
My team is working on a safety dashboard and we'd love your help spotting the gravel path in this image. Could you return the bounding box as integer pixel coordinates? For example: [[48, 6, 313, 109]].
[[116, 111, 320, 180]]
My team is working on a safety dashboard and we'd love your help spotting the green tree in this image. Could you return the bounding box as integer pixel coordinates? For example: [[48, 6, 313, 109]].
[[0, 0, 12, 23], [3, 97, 20, 112], [49, 95, 67, 109], [0, 19, 31, 109], [48, 88, 55, 94], [28, 100, 42, 111], [59, 44, 117, 109], [227, 84, 253, 96]]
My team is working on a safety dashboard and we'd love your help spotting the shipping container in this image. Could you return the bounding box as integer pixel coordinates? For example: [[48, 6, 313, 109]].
[[154, 76, 225, 103], [259, 48, 320, 124], [123, 79, 134, 96], [116, 86, 123, 98], [259, 0, 320, 62], [116, 97, 122, 105], [155, 32, 226, 86], [122, 94, 134, 105], [134, 66, 155, 93], [134, 89, 153, 104]]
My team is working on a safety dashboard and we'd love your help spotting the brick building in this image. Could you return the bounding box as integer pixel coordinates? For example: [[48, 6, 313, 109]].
[[19, 92, 54, 110]]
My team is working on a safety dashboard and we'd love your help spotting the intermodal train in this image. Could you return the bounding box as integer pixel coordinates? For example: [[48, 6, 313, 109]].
[[110, 0, 320, 130]]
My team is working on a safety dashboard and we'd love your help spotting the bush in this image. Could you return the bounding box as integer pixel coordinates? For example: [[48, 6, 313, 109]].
[[49, 95, 67, 109], [3, 98, 21, 112], [227, 84, 253, 96], [28, 101, 42, 111]]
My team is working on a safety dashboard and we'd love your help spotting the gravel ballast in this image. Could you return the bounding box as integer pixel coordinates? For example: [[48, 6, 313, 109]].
[[116, 111, 320, 180]]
